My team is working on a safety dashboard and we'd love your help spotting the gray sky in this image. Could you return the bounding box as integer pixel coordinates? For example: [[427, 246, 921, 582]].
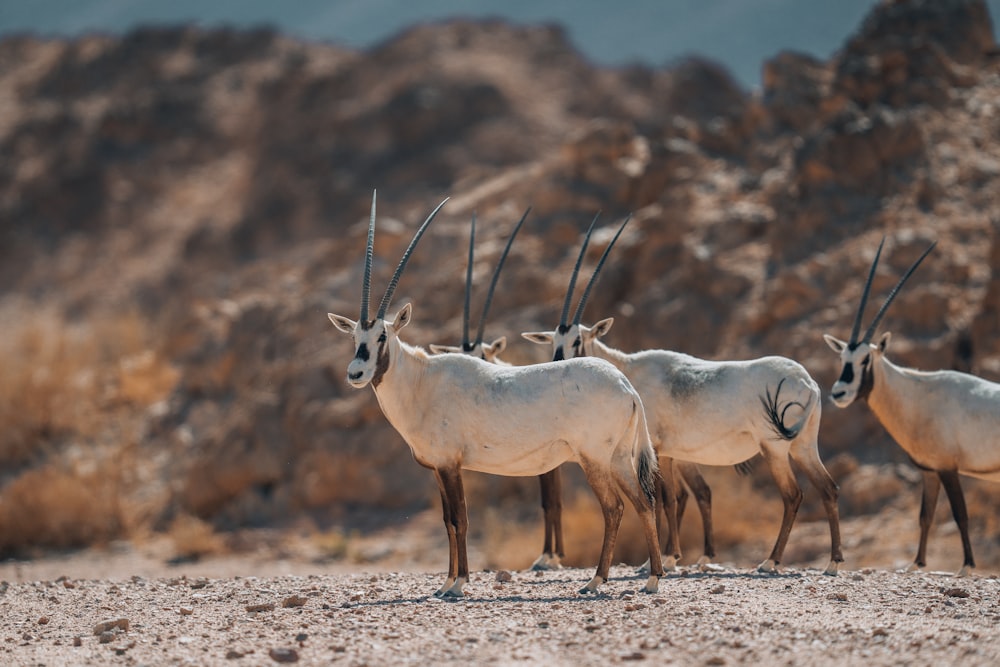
[[3, 1, 998, 88]]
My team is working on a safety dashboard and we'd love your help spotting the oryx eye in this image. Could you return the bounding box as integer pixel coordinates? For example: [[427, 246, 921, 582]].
[[378, 332, 387, 344], [573, 337, 581, 348], [861, 355, 870, 367]]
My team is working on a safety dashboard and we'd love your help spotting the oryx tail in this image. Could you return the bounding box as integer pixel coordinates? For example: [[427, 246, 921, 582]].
[[760, 378, 816, 441]]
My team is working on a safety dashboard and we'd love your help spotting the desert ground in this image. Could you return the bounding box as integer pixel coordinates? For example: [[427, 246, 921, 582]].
[[1, 510, 998, 666]]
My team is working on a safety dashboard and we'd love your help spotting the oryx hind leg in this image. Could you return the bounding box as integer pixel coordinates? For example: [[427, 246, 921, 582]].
[[908, 470, 941, 573], [611, 461, 663, 593], [789, 439, 843, 575], [433, 466, 470, 598], [578, 459, 624, 595], [758, 444, 803, 574], [640, 457, 682, 574], [531, 468, 564, 571]]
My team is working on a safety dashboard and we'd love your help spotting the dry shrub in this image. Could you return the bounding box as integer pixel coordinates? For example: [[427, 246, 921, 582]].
[[0, 464, 123, 554], [0, 305, 174, 554], [167, 513, 225, 560], [0, 306, 176, 467]]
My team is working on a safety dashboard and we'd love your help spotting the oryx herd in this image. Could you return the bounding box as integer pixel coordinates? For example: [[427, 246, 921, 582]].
[[328, 192, 999, 598]]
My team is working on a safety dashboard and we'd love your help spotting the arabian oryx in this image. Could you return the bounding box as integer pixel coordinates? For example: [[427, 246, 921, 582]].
[[824, 238, 998, 576], [523, 216, 844, 575], [428, 209, 569, 571], [328, 192, 664, 597]]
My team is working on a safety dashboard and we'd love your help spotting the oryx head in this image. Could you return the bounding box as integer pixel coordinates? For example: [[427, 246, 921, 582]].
[[823, 238, 935, 407], [328, 191, 448, 388], [428, 208, 530, 363], [521, 213, 630, 361]]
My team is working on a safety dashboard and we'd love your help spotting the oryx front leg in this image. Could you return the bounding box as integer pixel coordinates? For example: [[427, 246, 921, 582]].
[[433, 466, 470, 598], [659, 456, 681, 571], [758, 446, 803, 574], [532, 468, 565, 571], [939, 470, 975, 577], [907, 471, 941, 573], [678, 461, 716, 568]]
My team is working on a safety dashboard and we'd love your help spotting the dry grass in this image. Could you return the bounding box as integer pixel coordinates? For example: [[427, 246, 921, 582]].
[[166, 513, 226, 560], [0, 305, 177, 556], [0, 464, 123, 553]]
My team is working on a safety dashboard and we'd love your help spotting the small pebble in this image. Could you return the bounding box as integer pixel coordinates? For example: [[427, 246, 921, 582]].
[[269, 647, 299, 663]]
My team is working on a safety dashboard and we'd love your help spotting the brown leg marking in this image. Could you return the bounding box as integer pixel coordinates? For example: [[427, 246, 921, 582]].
[[435, 465, 469, 597], [790, 442, 843, 573], [611, 456, 663, 592], [677, 461, 715, 560], [912, 471, 941, 570], [659, 456, 682, 565], [578, 458, 624, 594], [759, 446, 803, 572], [939, 469, 975, 574], [533, 468, 564, 570]]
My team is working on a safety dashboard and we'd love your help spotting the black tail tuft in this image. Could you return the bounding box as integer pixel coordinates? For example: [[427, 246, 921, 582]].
[[760, 378, 808, 441], [637, 446, 659, 508]]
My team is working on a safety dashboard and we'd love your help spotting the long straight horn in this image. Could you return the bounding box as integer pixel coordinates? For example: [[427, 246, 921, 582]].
[[861, 241, 936, 345], [474, 207, 530, 346], [848, 237, 885, 346], [376, 197, 450, 320], [572, 214, 631, 325], [463, 213, 476, 351], [560, 212, 601, 328], [360, 190, 377, 323]]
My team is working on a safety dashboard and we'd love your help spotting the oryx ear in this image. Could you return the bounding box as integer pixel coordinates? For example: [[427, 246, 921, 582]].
[[391, 302, 413, 331], [429, 344, 461, 355], [485, 336, 507, 357], [876, 331, 891, 353], [521, 331, 553, 345], [592, 317, 614, 338], [823, 334, 846, 353], [328, 313, 356, 334]]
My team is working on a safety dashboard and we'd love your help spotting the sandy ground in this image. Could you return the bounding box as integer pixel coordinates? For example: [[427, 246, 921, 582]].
[[1, 556, 998, 666], [1, 506, 999, 666]]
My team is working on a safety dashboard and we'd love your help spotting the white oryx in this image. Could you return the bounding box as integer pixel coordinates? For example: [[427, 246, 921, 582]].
[[523, 216, 844, 575], [427, 209, 569, 570], [328, 192, 664, 597], [824, 238, 997, 576]]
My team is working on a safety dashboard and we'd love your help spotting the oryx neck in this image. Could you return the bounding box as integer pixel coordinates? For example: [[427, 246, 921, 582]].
[[371, 337, 427, 394], [591, 338, 629, 372], [863, 355, 904, 416]]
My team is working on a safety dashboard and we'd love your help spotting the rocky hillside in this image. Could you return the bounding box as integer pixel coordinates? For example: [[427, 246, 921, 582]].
[[1, 0, 999, 562]]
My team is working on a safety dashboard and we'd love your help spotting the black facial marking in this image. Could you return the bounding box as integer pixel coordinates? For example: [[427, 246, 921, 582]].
[[837, 362, 854, 385], [557, 324, 571, 335], [371, 335, 391, 389], [856, 357, 875, 401], [553, 347, 565, 362], [355, 343, 371, 362]]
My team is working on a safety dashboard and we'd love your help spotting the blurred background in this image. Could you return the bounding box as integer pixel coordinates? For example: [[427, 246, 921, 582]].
[[2, 0, 1000, 579]]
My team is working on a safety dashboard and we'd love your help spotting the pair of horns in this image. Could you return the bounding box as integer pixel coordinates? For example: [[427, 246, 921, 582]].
[[462, 208, 531, 350], [560, 213, 632, 328], [360, 190, 449, 323], [849, 237, 937, 347]]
